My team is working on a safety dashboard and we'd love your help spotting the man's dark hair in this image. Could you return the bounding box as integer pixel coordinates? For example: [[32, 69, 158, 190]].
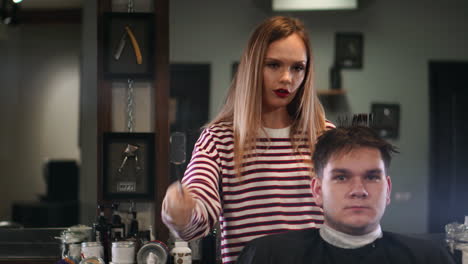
[[313, 126, 398, 178]]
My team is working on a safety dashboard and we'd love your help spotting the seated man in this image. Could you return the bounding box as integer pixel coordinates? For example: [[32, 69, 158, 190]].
[[236, 126, 455, 264]]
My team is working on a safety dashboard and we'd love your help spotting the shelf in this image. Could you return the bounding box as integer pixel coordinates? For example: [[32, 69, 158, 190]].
[[317, 89, 346, 96]]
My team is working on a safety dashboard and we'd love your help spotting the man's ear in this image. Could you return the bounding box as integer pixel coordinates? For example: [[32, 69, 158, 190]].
[[311, 177, 323, 207], [386, 175, 392, 205]]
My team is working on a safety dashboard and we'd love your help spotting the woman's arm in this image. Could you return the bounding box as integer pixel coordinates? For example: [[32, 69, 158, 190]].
[[161, 129, 222, 241]]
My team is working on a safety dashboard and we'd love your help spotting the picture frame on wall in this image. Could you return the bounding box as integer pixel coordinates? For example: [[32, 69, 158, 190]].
[[371, 103, 400, 139], [102, 132, 155, 200], [335, 32, 364, 69], [103, 12, 155, 80]]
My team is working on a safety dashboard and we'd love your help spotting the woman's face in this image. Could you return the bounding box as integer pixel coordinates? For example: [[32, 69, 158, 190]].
[[262, 33, 307, 112]]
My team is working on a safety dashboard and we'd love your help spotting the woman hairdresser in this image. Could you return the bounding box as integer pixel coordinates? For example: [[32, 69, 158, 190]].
[[162, 16, 334, 264]]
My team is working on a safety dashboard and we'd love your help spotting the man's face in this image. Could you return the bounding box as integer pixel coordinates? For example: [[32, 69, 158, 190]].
[[312, 147, 392, 235]]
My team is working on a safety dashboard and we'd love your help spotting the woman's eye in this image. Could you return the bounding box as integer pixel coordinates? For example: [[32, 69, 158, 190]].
[[293, 65, 305, 72], [266, 62, 279, 69]]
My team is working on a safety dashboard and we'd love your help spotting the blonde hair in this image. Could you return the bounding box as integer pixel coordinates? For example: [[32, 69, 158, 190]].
[[207, 16, 326, 177]]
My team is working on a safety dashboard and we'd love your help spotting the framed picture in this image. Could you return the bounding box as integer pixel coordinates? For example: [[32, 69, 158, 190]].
[[335, 32, 364, 69], [102, 132, 155, 200], [371, 103, 400, 139], [103, 12, 155, 80]]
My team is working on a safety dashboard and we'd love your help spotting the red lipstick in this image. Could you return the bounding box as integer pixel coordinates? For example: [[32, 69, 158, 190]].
[[274, 89, 290, 98]]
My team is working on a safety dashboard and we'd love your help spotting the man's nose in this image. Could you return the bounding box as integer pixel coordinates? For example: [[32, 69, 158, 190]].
[[349, 179, 369, 198]]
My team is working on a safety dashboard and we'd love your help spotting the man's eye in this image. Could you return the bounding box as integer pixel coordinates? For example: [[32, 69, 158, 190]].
[[334, 175, 347, 181], [366, 175, 381, 181]]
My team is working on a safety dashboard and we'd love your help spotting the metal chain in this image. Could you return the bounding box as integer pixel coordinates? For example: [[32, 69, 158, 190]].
[[127, 0, 134, 13], [127, 79, 135, 132], [126, 0, 135, 132]]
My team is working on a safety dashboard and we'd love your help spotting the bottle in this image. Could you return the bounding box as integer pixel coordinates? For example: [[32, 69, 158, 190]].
[[111, 241, 135, 264], [127, 203, 139, 239], [148, 225, 155, 241], [171, 240, 192, 264], [67, 243, 82, 264], [111, 203, 125, 241], [93, 205, 108, 242], [92, 204, 111, 262], [146, 252, 158, 264], [201, 227, 218, 264], [125, 202, 142, 256], [81, 241, 104, 260], [462, 216, 468, 264]]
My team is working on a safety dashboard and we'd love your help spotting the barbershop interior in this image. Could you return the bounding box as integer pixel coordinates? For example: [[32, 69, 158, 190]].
[[0, 0, 467, 263]]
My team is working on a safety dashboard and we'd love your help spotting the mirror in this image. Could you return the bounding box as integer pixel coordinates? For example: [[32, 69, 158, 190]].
[[0, 20, 81, 226], [168, 0, 468, 235], [1, 0, 466, 234]]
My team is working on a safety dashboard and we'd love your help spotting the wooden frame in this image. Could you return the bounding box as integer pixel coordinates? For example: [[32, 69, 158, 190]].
[[335, 32, 364, 69], [371, 103, 400, 139], [102, 132, 155, 200], [103, 12, 155, 80]]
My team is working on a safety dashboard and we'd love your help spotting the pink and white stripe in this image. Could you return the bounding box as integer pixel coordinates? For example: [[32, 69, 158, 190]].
[[162, 121, 334, 263]]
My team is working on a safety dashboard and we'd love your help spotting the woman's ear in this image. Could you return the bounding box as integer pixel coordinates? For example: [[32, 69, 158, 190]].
[[311, 177, 323, 207]]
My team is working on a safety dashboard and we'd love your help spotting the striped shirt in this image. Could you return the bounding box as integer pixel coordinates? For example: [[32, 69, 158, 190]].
[[162, 121, 334, 263]]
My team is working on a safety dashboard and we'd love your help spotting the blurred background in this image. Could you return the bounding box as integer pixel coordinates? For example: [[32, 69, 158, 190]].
[[0, 0, 467, 236]]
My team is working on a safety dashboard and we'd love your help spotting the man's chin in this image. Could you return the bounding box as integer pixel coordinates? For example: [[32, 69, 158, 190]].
[[325, 214, 378, 235], [341, 220, 378, 235], [329, 217, 377, 235]]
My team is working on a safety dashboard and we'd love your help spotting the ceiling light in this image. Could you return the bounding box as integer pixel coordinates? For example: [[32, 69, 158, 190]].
[[273, 0, 357, 11]]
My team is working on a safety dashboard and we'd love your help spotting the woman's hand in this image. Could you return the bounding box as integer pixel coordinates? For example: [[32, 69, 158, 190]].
[[162, 182, 196, 228]]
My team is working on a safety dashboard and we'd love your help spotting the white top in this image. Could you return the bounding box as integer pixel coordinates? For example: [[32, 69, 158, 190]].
[[319, 223, 383, 249]]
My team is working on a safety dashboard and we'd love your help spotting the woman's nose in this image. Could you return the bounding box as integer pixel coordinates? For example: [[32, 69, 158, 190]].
[[279, 69, 292, 84]]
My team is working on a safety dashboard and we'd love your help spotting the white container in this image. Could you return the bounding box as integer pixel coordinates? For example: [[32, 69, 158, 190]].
[[463, 216, 468, 264], [171, 241, 192, 264], [189, 239, 201, 261], [112, 241, 135, 263], [81, 241, 104, 259], [68, 243, 82, 263]]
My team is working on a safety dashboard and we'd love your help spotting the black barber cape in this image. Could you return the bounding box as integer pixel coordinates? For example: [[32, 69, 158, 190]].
[[236, 228, 455, 264]]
